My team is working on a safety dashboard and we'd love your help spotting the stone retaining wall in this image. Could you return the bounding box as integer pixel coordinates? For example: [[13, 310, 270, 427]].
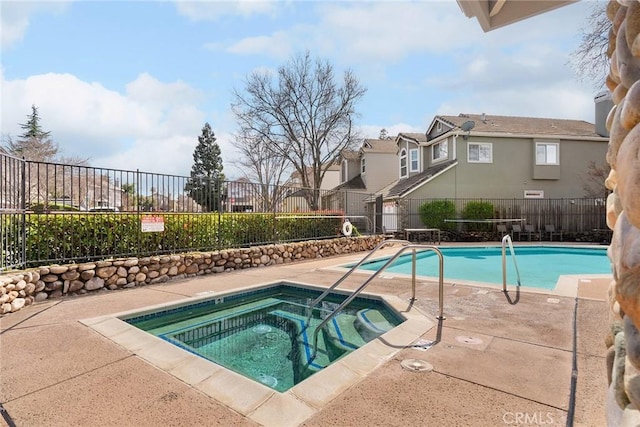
[[0, 235, 385, 315], [604, 1, 640, 425]]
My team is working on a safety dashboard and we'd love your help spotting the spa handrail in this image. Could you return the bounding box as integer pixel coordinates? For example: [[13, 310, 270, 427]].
[[309, 244, 444, 361], [501, 234, 522, 291], [305, 238, 411, 326]]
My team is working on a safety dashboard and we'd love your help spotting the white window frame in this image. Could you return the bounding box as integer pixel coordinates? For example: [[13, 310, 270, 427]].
[[409, 148, 419, 172], [467, 142, 493, 163], [432, 141, 448, 162], [436, 122, 442, 132], [536, 142, 559, 165], [399, 148, 408, 178], [361, 157, 366, 174]]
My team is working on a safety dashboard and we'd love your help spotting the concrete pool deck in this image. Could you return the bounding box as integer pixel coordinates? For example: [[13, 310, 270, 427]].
[[0, 243, 611, 426]]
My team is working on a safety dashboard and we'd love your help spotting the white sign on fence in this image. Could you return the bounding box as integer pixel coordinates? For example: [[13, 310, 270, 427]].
[[524, 190, 544, 199], [141, 215, 164, 232]]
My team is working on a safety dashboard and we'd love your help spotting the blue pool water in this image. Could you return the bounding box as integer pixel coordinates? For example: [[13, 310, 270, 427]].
[[352, 246, 611, 290], [123, 282, 403, 392]]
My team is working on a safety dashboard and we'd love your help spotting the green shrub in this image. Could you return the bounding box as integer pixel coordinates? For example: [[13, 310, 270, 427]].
[[30, 203, 80, 213], [22, 211, 346, 266], [418, 200, 456, 230], [462, 200, 494, 231]]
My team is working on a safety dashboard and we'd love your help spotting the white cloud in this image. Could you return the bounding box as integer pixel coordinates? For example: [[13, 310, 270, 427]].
[[218, 2, 479, 63], [0, 1, 71, 50], [358, 123, 422, 140], [175, 0, 280, 21], [436, 84, 595, 123], [0, 71, 243, 176], [215, 0, 592, 73], [225, 30, 296, 59], [314, 2, 478, 61]]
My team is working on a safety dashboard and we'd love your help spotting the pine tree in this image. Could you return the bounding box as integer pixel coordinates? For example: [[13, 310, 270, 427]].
[[184, 123, 225, 212], [19, 105, 51, 139], [5, 104, 58, 161]]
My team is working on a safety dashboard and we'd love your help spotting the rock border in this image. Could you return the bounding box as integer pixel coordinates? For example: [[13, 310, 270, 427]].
[[0, 236, 385, 315]]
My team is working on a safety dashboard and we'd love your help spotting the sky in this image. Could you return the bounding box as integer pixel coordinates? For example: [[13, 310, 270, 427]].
[[1, 0, 605, 180]]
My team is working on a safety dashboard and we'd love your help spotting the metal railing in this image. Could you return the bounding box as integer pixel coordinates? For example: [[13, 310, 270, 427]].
[[403, 197, 608, 234], [306, 238, 410, 326], [1, 151, 612, 270], [501, 234, 522, 292], [308, 243, 445, 360]]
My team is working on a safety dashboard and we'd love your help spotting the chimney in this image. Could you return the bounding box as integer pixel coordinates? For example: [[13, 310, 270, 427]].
[[481, 113, 486, 122], [594, 91, 613, 137]]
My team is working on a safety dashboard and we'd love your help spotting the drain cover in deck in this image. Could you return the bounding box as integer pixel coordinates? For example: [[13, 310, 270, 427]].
[[455, 336, 483, 345], [401, 359, 433, 372]]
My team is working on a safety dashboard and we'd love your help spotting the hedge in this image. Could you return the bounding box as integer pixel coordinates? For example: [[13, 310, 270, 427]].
[[16, 212, 344, 267]]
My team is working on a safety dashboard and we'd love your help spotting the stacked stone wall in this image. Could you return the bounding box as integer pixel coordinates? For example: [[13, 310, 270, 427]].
[[604, 1, 640, 425], [0, 236, 384, 315]]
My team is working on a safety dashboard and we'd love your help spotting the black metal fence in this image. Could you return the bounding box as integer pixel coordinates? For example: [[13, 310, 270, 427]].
[[0, 154, 611, 271], [401, 197, 608, 238], [0, 152, 26, 270], [0, 156, 376, 270]]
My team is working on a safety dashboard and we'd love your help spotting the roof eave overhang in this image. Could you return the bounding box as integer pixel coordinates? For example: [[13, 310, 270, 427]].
[[454, 131, 609, 142], [397, 134, 421, 146], [456, 0, 577, 32], [422, 131, 608, 145], [399, 161, 459, 199]]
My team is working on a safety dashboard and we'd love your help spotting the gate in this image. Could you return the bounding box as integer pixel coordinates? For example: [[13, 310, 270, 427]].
[[374, 195, 383, 233], [0, 151, 26, 271]]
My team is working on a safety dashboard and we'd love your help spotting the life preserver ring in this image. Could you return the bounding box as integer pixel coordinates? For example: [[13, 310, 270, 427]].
[[342, 220, 353, 236]]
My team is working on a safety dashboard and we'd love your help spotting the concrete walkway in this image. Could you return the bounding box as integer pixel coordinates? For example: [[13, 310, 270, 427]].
[[0, 248, 609, 426]]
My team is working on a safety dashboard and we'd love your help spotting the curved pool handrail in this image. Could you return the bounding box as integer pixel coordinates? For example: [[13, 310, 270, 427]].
[[501, 234, 522, 291], [305, 238, 410, 326], [309, 244, 445, 361]]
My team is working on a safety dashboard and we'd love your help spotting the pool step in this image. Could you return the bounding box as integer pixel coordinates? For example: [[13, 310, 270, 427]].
[[355, 308, 395, 341], [269, 309, 332, 372], [323, 315, 364, 352]]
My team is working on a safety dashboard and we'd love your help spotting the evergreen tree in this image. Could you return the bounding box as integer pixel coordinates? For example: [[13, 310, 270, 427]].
[[184, 123, 225, 212], [4, 104, 58, 161], [19, 105, 51, 139]]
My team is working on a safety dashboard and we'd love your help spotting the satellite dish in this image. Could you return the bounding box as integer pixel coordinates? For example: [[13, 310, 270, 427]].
[[460, 121, 475, 132]]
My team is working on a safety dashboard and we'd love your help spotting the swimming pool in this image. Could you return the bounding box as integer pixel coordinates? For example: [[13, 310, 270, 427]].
[[350, 246, 611, 290], [123, 282, 404, 392]]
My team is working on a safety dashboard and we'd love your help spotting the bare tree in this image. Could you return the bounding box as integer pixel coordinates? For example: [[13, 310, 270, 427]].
[[232, 130, 291, 212], [232, 50, 367, 210], [582, 160, 611, 199], [569, 1, 611, 89]]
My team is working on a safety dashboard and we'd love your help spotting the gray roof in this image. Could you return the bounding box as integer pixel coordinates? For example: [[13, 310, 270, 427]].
[[341, 150, 360, 161], [398, 133, 427, 143], [361, 139, 397, 154], [436, 114, 602, 138], [379, 160, 458, 199], [332, 174, 366, 191]]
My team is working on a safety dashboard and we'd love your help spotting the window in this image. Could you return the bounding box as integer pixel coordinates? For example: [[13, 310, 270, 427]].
[[436, 122, 442, 132], [341, 159, 347, 182], [409, 149, 419, 172], [536, 142, 559, 165], [467, 142, 492, 163], [399, 149, 407, 177], [432, 141, 448, 162], [361, 157, 366, 174]]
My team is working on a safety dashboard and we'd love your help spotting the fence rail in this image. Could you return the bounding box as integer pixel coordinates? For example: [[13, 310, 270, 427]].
[[403, 197, 608, 234], [1, 155, 610, 271]]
